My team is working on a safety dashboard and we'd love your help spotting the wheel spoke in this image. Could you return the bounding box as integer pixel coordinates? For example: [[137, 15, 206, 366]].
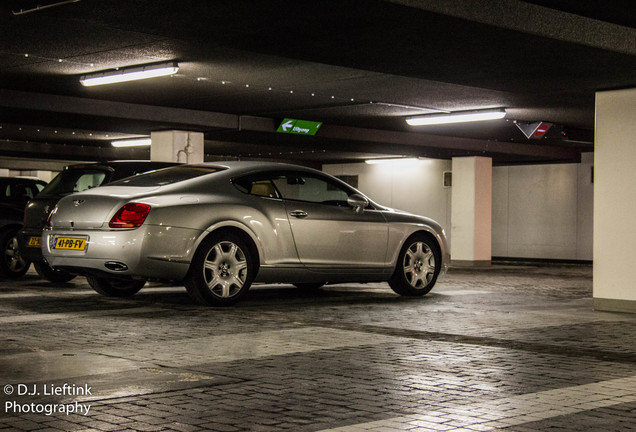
[[228, 243, 238, 259], [234, 260, 248, 273], [232, 270, 246, 284], [220, 280, 231, 298], [415, 242, 423, 255], [206, 274, 223, 291], [213, 243, 224, 259], [204, 260, 217, 272]]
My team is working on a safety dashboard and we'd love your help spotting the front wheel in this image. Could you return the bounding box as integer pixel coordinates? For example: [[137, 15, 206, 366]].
[[389, 234, 441, 296], [185, 233, 255, 306], [0, 228, 30, 278], [87, 276, 146, 297]]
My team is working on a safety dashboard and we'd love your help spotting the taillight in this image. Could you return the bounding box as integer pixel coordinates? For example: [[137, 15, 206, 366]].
[[109, 203, 151, 229], [45, 207, 57, 228]]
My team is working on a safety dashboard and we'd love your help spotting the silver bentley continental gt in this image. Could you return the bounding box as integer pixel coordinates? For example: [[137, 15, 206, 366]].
[[42, 162, 449, 305]]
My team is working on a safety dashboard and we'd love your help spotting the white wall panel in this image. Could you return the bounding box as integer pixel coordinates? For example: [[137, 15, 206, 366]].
[[576, 153, 594, 260], [491, 166, 509, 257], [508, 164, 579, 258]]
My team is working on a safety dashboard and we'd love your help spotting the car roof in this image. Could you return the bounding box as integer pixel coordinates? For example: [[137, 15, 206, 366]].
[[189, 160, 323, 176], [63, 160, 179, 169], [0, 176, 46, 183]]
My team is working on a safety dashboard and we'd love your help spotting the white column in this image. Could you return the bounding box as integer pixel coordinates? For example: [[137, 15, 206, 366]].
[[594, 88, 636, 313], [451, 156, 492, 266], [150, 130, 204, 163], [33, 170, 54, 182]]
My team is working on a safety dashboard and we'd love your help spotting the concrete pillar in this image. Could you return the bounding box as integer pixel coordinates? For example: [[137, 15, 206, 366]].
[[33, 170, 54, 182], [594, 88, 636, 313], [451, 156, 492, 266], [150, 130, 204, 163]]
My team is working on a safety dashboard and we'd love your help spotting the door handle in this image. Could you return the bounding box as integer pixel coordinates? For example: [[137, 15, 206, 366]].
[[289, 210, 308, 219]]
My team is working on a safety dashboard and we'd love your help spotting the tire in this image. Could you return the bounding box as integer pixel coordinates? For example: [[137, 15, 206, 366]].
[[87, 276, 146, 297], [185, 232, 255, 306], [0, 227, 31, 278], [293, 282, 325, 290], [388, 234, 441, 296], [34, 262, 76, 283]]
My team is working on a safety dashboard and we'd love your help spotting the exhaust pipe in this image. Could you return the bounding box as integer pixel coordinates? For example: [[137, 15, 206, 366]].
[[104, 261, 128, 272]]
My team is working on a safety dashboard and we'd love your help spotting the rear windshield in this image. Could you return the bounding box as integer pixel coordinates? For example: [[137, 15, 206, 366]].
[[38, 169, 110, 197], [109, 166, 224, 187]]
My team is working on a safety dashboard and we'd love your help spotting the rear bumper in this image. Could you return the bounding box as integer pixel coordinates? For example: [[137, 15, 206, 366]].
[[17, 228, 44, 262], [42, 225, 201, 281]]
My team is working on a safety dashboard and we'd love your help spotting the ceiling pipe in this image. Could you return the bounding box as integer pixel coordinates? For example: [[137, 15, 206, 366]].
[[12, 0, 81, 16]]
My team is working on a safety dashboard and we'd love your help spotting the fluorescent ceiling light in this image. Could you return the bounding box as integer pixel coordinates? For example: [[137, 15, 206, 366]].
[[406, 109, 506, 126], [365, 157, 420, 165], [81, 62, 179, 87], [111, 138, 152, 148]]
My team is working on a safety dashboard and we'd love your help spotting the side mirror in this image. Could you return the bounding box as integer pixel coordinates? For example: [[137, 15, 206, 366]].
[[347, 193, 369, 213]]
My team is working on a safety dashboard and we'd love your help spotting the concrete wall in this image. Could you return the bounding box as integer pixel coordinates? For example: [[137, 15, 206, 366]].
[[18, 170, 56, 182], [325, 153, 593, 261]]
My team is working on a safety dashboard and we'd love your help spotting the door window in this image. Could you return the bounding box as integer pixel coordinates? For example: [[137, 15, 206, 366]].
[[272, 174, 351, 206]]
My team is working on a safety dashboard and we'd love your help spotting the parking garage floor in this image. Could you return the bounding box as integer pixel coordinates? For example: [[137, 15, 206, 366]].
[[1, 263, 635, 432]]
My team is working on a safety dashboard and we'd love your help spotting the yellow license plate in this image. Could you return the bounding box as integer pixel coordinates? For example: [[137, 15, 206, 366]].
[[53, 237, 87, 251], [28, 236, 41, 247]]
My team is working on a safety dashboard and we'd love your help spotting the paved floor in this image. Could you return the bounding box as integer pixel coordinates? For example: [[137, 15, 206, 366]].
[[1, 263, 635, 431]]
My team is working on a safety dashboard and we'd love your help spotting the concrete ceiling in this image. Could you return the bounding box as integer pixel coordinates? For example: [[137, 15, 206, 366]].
[[1, 0, 634, 167]]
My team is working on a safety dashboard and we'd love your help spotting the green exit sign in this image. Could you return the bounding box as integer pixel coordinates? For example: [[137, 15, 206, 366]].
[[277, 118, 322, 136]]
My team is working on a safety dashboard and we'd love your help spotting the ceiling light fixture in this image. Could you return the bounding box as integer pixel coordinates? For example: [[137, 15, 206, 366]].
[[80, 62, 179, 87], [365, 157, 421, 165], [111, 138, 152, 148], [406, 109, 506, 126]]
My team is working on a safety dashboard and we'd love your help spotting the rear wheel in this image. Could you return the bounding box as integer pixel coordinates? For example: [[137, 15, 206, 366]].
[[34, 262, 76, 283], [0, 228, 30, 278], [87, 276, 146, 297], [185, 233, 255, 306], [389, 234, 440, 296]]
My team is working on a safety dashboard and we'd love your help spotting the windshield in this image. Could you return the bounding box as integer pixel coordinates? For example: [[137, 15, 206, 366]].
[[37, 169, 110, 197], [108, 166, 224, 187]]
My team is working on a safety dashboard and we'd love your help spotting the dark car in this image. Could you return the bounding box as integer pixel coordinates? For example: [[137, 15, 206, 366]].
[[1, 176, 47, 278], [18, 161, 178, 282]]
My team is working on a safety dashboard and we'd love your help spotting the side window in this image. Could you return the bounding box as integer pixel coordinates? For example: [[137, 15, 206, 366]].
[[7, 182, 31, 200], [249, 180, 278, 198], [272, 174, 351, 206], [233, 176, 280, 198], [1, 182, 9, 199], [26, 182, 45, 198]]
